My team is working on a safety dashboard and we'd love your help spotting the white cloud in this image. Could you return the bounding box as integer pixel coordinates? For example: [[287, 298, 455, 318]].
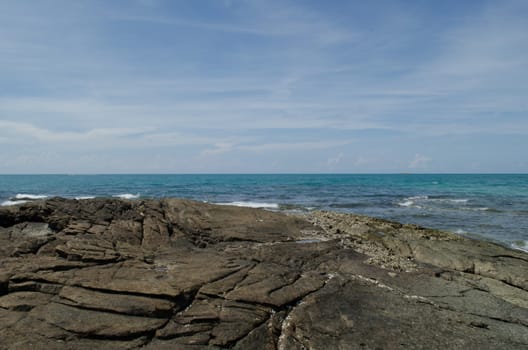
[[241, 141, 348, 152], [327, 152, 344, 166], [202, 140, 348, 157], [409, 154, 432, 169], [0, 120, 151, 143], [200, 142, 237, 156], [110, 0, 358, 46]]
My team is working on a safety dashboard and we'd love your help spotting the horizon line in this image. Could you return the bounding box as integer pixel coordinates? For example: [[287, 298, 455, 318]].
[[1, 172, 527, 176]]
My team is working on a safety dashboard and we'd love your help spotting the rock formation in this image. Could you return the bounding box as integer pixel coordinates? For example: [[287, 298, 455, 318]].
[[0, 198, 527, 349]]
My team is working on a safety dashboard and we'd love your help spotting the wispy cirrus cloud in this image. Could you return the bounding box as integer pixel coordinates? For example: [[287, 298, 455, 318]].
[[409, 154, 432, 169], [201, 140, 350, 157], [0, 120, 152, 143]]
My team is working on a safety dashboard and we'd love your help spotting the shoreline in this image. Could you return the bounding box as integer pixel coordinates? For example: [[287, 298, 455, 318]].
[[3, 195, 527, 254]]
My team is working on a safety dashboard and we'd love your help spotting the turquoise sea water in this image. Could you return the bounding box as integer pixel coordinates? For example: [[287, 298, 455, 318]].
[[1, 174, 527, 252]]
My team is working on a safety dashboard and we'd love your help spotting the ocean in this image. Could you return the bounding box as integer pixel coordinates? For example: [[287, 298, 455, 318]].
[[1, 174, 527, 253]]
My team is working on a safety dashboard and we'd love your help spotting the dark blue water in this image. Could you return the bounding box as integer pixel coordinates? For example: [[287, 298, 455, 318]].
[[1, 174, 527, 252]]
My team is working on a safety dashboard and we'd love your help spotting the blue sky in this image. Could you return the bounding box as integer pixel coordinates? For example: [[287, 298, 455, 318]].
[[0, 0, 527, 173]]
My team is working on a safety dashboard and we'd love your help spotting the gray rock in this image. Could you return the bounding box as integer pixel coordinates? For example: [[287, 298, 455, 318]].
[[0, 198, 526, 349]]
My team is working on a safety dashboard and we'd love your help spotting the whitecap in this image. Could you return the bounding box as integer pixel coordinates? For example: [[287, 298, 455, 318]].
[[112, 193, 140, 199], [14, 193, 48, 200], [398, 195, 427, 207], [459, 207, 496, 212], [398, 200, 415, 207], [1, 200, 28, 206], [454, 229, 467, 235], [75, 196, 96, 200], [216, 201, 279, 209], [408, 195, 428, 200], [450, 199, 469, 204]]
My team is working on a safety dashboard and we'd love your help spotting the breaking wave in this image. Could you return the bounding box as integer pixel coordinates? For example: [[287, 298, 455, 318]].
[[13, 193, 49, 200], [3, 193, 49, 205], [1, 200, 28, 206], [216, 201, 279, 209], [397, 196, 470, 208], [511, 240, 528, 253], [112, 193, 140, 199]]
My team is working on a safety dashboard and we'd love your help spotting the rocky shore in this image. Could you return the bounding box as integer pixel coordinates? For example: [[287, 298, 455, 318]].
[[1, 198, 527, 349]]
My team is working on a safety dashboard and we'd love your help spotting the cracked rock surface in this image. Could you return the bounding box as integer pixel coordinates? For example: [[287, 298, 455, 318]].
[[0, 198, 527, 349]]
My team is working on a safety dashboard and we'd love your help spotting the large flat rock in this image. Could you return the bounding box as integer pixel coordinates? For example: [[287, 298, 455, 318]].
[[0, 198, 527, 349]]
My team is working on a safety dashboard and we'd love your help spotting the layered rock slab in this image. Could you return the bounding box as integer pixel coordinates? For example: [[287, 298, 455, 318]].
[[0, 198, 527, 349]]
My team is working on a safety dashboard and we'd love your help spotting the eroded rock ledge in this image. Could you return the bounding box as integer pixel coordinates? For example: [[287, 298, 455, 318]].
[[0, 198, 527, 349]]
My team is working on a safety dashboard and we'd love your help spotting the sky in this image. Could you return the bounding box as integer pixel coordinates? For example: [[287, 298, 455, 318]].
[[0, 0, 527, 174]]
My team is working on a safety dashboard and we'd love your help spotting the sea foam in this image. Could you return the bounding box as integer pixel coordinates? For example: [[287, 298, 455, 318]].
[[450, 199, 469, 204], [112, 193, 140, 199], [14, 194, 49, 200], [1, 200, 28, 206], [512, 241, 528, 253], [216, 201, 279, 209], [397, 196, 428, 208], [398, 200, 414, 207], [398, 196, 470, 208]]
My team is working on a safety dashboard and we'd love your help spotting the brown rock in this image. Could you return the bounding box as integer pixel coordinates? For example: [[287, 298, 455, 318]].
[[0, 198, 526, 349], [58, 286, 175, 317], [30, 302, 167, 337]]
